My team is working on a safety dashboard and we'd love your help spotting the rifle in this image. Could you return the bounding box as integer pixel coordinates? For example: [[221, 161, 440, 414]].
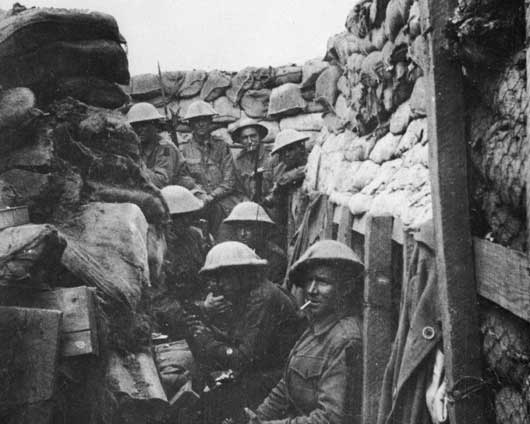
[[157, 61, 179, 147]]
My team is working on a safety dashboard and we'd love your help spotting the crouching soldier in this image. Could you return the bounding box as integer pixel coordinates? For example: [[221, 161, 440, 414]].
[[222, 201, 287, 286], [251, 240, 364, 424], [149, 185, 211, 396], [185, 241, 302, 422]]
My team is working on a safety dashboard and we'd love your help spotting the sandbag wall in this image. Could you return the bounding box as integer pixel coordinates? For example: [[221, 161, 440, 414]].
[[127, 63, 329, 154], [0, 5, 166, 424]]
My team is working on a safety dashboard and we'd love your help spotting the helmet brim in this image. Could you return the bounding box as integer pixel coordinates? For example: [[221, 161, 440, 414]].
[[230, 123, 269, 143], [199, 260, 269, 275], [288, 258, 364, 287], [271, 137, 309, 155]]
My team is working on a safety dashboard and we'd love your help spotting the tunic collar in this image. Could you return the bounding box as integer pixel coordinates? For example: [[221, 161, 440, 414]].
[[310, 312, 342, 337]]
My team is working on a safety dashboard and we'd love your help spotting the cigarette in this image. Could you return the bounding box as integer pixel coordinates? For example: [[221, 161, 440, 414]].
[[300, 300, 312, 311]]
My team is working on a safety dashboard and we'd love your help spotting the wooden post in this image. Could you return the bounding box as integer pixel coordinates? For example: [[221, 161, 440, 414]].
[[526, 1, 530, 250], [324, 198, 335, 239], [420, 0, 486, 421], [362, 215, 393, 424], [336, 205, 353, 247]]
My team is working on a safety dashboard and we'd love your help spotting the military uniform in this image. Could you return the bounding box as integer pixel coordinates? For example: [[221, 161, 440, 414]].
[[180, 135, 246, 234], [257, 240, 288, 286], [257, 314, 362, 424], [234, 145, 275, 201], [141, 131, 193, 189]]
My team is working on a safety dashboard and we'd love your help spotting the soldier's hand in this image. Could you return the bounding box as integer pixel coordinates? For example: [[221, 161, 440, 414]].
[[203, 292, 231, 315]]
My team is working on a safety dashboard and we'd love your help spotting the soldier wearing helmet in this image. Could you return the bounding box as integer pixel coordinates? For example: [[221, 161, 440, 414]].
[[179, 100, 246, 236], [222, 201, 287, 285], [149, 185, 211, 341], [254, 240, 364, 424], [264, 129, 309, 248], [185, 241, 302, 421], [127, 102, 196, 189], [229, 118, 276, 202]]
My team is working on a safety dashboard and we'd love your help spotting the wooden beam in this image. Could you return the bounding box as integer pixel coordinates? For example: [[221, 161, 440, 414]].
[[335, 205, 353, 247], [420, 0, 486, 421], [352, 214, 404, 245], [362, 215, 393, 424], [324, 198, 335, 239], [474, 237, 530, 322], [526, 1, 530, 251]]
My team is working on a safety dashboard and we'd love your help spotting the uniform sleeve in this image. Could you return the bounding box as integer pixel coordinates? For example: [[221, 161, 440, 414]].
[[191, 293, 277, 373], [145, 144, 176, 188], [261, 339, 360, 424], [256, 378, 291, 420], [210, 144, 238, 200]]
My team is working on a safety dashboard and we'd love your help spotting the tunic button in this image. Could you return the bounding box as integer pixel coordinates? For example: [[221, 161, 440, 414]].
[[422, 326, 436, 340]]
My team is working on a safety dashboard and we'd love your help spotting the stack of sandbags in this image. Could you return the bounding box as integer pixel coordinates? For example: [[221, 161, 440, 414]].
[[0, 4, 130, 108]]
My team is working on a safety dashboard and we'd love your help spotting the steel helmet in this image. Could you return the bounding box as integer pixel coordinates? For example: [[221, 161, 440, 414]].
[[223, 201, 275, 225], [126, 102, 164, 124], [271, 129, 309, 155], [288, 240, 364, 286], [229, 117, 268, 143], [160, 185, 204, 215], [200, 241, 268, 274], [183, 100, 218, 121]]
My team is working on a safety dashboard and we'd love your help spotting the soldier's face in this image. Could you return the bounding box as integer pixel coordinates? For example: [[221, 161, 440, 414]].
[[279, 142, 304, 169], [132, 121, 159, 145], [217, 269, 244, 301], [239, 127, 261, 152], [302, 265, 342, 319], [235, 223, 260, 249], [189, 116, 213, 137]]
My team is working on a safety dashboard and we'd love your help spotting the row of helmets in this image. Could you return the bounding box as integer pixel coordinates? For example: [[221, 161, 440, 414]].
[[126, 100, 310, 155]]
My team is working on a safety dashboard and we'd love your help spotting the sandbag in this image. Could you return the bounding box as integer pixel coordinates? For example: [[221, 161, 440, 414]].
[[402, 142, 428, 167], [360, 51, 385, 88], [350, 160, 380, 190], [0, 7, 123, 59], [346, 54, 366, 86], [325, 31, 376, 65], [370, 25, 388, 50], [407, 1, 421, 38], [129, 71, 185, 101], [390, 100, 411, 134], [315, 66, 342, 108], [60, 202, 149, 307], [396, 117, 427, 153], [226, 67, 264, 104], [301, 58, 329, 89], [177, 70, 207, 98], [0, 39, 130, 88], [337, 75, 351, 99], [305, 99, 326, 113], [213, 96, 241, 123], [343, 133, 376, 162], [384, 0, 414, 42], [0, 224, 66, 286], [280, 113, 324, 132], [334, 95, 354, 125], [349, 192, 373, 215], [408, 33, 428, 71], [409, 76, 427, 118], [345, 0, 372, 38], [0, 168, 52, 210], [0, 125, 54, 174], [267, 65, 302, 87], [200, 70, 231, 102], [268, 83, 306, 118], [360, 159, 401, 197], [79, 109, 141, 160], [322, 110, 347, 134], [240, 89, 271, 119], [0, 87, 36, 129], [47, 76, 129, 108], [369, 131, 402, 164]]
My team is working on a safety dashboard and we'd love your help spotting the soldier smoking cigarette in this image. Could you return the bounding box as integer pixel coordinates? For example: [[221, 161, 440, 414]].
[[300, 300, 312, 311]]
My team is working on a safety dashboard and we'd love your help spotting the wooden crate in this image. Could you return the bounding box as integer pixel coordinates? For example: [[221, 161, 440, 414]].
[[0, 206, 29, 230]]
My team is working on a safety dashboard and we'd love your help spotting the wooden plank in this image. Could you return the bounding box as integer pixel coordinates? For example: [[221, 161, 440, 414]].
[[336, 205, 353, 247], [352, 213, 404, 245], [0, 286, 98, 357], [0, 306, 62, 418], [362, 215, 393, 424], [420, 0, 486, 421], [474, 238, 530, 322], [324, 198, 335, 239], [527, 2, 530, 251]]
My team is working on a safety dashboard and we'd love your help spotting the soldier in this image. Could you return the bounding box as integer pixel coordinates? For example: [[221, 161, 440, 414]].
[[264, 129, 309, 248], [185, 241, 302, 421], [126, 102, 193, 189], [252, 240, 364, 424], [229, 117, 275, 202], [179, 100, 246, 236], [223, 201, 287, 286]]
